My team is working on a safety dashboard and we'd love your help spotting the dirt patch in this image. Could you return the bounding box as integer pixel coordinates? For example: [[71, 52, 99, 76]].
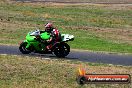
[[55, 61, 132, 74], [14, 0, 132, 4], [65, 26, 132, 44], [0, 21, 32, 30], [9, 0, 132, 11], [91, 28, 132, 44], [102, 4, 132, 10], [86, 65, 132, 74]]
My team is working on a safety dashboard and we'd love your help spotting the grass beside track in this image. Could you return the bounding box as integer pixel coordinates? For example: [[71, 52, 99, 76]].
[[0, 54, 132, 88], [0, 1, 132, 53]]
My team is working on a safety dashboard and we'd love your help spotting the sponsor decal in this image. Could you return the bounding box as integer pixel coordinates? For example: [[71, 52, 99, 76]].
[[77, 66, 131, 85]]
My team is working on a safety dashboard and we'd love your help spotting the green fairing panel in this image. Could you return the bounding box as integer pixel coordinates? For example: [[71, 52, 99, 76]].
[[25, 33, 48, 51], [25, 39, 46, 51], [40, 32, 50, 40], [26, 33, 36, 42]]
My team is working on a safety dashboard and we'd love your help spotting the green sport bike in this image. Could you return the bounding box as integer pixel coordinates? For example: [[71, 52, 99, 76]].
[[19, 30, 74, 57]]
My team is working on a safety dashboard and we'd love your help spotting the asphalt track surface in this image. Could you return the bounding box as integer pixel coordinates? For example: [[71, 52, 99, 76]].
[[0, 45, 132, 66]]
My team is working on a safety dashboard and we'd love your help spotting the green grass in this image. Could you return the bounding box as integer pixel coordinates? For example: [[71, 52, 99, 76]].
[[0, 1, 132, 53], [63, 29, 132, 53], [0, 55, 132, 88], [1, 3, 132, 28]]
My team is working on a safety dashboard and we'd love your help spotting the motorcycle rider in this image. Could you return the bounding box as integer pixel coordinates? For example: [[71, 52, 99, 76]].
[[44, 23, 61, 50]]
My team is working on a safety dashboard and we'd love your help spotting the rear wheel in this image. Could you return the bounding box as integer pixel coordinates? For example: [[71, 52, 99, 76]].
[[54, 43, 70, 58], [19, 42, 31, 54]]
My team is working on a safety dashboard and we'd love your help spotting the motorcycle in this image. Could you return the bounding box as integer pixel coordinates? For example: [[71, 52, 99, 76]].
[[19, 30, 74, 57]]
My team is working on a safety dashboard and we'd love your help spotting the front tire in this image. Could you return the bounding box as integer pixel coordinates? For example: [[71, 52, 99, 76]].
[[19, 42, 31, 54]]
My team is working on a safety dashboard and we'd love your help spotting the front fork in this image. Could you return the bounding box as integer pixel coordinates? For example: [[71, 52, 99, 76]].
[[23, 40, 31, 49]]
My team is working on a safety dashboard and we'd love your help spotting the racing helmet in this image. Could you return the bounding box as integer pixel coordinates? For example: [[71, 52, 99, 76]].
[[45, 23, 54, 32]]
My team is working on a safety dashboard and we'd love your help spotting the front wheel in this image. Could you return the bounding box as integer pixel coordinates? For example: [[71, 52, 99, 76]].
[[19, 42, 31, 54], [54, 43, 70, 58]]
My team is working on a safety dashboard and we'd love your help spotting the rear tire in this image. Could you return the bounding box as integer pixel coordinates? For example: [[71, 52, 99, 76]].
[[54, 43, 70, 58], [19, 42, 31, 54]]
